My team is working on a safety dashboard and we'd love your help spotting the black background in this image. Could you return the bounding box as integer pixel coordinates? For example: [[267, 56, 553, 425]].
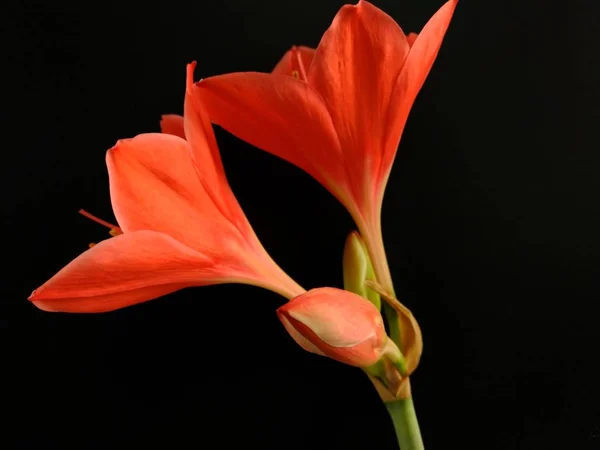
[[3, 0, 600, 448]]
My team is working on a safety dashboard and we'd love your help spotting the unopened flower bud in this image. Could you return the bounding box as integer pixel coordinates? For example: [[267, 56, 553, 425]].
[[277, 287, 388, 367], [343, 231, 380, 310]]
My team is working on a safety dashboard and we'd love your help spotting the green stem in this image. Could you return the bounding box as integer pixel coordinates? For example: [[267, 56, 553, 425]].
[[385, 398, 425, 450], [359, 218, 424, 448], [353, 211, 424, 448]]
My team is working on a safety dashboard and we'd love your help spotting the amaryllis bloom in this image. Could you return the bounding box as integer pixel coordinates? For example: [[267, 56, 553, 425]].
[[194, 0, 458, 292], [28, 62, 304, 313], [277, 287, 402, 368]]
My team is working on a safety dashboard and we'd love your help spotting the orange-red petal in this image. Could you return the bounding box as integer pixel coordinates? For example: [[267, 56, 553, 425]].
[[183, 62, 252, 237], [272, 46, 316, 81], [380, 0, 458, 195], [160, 114, 185, 138], [307, 0, 410, 205], [195, 72, 348, 199], [278, 314, 326, 356], [106, 132, 239, 255], [406, 32, 418, 47], [29, 230, 220, 313]]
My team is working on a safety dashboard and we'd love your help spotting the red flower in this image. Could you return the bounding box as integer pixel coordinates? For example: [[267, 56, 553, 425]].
[[29, 63, 304, 313], [194, 0, 457, 291]]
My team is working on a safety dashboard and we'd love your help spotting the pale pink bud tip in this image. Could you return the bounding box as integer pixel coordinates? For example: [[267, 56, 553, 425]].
[[277, 287, 387, 367]]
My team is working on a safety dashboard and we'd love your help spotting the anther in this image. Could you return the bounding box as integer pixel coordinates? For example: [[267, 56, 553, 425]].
[[291, 46, 308, 81]]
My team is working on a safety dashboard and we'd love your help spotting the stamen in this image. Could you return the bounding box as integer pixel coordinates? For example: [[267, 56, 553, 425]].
[[79, 209, 123, 235], [291, 70, 300, 80], [88, 243, 96, 248], [292, 47, 308, 81]]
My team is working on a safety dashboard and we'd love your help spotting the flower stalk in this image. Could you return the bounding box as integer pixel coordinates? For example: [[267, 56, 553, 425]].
[[344, 226, 425, 449], [386, 397, 425, 450]]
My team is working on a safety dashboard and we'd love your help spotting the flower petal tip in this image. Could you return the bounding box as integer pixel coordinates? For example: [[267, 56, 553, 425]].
[[186, 61, 198, 89], [30, 299, 55, 312], [28, 289, 59, 312], [348, 230, 360, 240], [108, 138, 129, 152], [355, 0, 375, 12], [28, 286, 52, 303], [445, 0, 460, 12]]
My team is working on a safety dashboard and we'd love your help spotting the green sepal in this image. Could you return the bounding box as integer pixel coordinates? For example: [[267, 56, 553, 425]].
[[343, 231, 381, 310]]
